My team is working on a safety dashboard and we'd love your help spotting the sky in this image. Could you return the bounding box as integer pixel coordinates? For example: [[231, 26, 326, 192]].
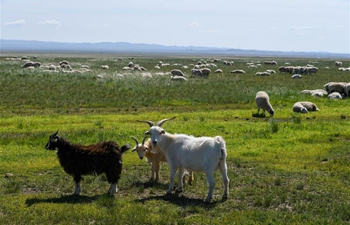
[[1, 0, 349, 54]]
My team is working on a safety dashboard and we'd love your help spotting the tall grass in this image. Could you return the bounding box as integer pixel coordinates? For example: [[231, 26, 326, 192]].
[[0, 54, 350, 224]]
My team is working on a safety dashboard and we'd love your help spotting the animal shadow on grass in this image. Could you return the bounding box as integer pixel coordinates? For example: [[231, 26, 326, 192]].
[[134, 180, 224, 208], [25, 194, 101, 207], [136, 192, 221, 209]]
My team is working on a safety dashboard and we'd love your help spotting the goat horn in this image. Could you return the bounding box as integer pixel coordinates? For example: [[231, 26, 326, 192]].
[[136, 120, 154, 127], [142, 136, 148, 145], [131, 136, 138, 145], [156, 116, 176, 127], [54, 130, 59, 136]]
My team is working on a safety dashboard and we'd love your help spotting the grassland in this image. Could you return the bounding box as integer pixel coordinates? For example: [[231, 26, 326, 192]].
[[0, 53, 350, 224]]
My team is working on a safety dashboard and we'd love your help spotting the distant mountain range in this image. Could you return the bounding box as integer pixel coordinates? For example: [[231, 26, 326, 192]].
[[0, 39, 349, 58]]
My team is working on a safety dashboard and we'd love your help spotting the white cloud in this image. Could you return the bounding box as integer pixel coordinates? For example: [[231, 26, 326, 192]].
[[318, 36, 331, 41], [206, 30, 219, 33], [4, 20, 25, 27], [188, 22, 199, 27], [87, 23, 109, 28], [39, 20, 60, 27], [290, 26, 311, 30]]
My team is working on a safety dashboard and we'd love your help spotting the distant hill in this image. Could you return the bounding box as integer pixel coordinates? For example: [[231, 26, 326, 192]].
[[0, 39, 349, 58]]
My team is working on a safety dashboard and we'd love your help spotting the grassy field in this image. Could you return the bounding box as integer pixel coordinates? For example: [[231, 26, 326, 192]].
[[0, 53, 350, 224]]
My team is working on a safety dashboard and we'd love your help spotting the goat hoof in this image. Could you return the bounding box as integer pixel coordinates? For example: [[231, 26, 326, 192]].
[[175, 188, 183, 193], [204, 197, 212, 203]]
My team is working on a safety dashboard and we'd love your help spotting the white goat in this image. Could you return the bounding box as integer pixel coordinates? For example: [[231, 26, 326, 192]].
[[137, 117, 229, 202], [131, 136, 194, 184]]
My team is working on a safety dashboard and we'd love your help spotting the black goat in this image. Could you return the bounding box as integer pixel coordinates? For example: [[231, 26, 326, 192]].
[[45, 130, 130, 195]]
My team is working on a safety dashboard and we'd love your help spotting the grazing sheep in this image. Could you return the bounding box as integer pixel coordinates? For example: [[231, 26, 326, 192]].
[[328, 92, 342, 100], [131, 136, 194, 184], [344, 83, 350, 96], [214, 69, 223, 73], [21, 61, 35, 68], [101, 65, 109, 69], [61, 64, 72, 71], [59, 61, 69, 66], [45, 130, 130, 195], [327, 82, 346, 95], [293, 102, 308, 113], [191, 68, 210, 78], [266, 70, 276, 74], [264, 60, 278, 65], [338, 67, 350, 72], [335, 61, 342, 67], [292, 74, 302, 79], [255, 91, 274, 117], [305, 67, 318, 74], [171, 75, 188, 81], [200, 68, 211, 78], [122, 66, 132, 71], [231, 69, 246, 74], [137, 117, 229, 202], [255, 71, 270, 76], [171, 69, 184, 77]]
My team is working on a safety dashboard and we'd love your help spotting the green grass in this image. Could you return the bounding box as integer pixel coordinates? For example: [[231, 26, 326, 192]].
[[0, 54, 350, 224]]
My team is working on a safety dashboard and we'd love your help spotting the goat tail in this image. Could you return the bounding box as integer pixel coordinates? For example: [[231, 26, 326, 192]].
[[214, 136, 227, 160], [121, 144, 131, 154]]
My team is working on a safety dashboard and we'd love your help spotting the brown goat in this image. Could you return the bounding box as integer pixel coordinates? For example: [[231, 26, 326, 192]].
[[45, 130, 130, 195], [132, 136, 194, 184]]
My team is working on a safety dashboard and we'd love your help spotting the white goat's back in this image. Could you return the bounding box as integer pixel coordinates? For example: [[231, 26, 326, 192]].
[[163, 134, 226, 172]]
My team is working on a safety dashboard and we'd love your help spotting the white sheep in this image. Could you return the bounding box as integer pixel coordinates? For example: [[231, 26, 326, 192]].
[[305, 67, 318, 74], [310, 90, 327, 97], [327, 82, 346, 95], [231, 70, 246, 74], [292, 74, 302, 79], [335, 61, 342, 67], [299, 101, 319, 112], [293, 102, 308, 113], [344, 83, 350, 96], [255, 71, 270, 76], [328, 92, 342, 100], [171, 75, 188, 81], [255, 91, 274, 117], [101, 65, 109, 69], [171, 69, 184, 77]]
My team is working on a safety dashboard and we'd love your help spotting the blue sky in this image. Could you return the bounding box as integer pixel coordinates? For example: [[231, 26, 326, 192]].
[[1, 0, 349, 54]]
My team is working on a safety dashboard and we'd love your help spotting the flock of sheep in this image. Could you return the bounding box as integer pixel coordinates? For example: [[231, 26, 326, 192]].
[[4, 55, 348, 202]]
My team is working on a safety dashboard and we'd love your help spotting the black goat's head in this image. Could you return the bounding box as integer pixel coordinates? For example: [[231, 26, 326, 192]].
[[45, 130, 59, 150]]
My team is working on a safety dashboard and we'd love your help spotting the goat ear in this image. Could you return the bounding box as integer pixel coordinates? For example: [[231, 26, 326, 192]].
[[145, 131, 150, 135], [160, 129, 165, 134]]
